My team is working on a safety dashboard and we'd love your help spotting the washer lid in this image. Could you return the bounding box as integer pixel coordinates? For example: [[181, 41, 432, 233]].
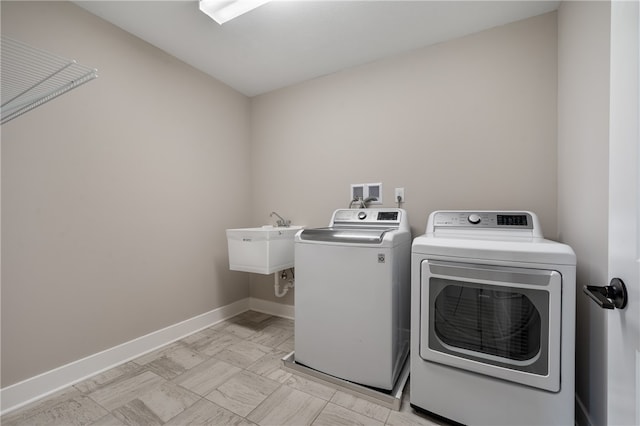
[[299, 226, 395, 244]]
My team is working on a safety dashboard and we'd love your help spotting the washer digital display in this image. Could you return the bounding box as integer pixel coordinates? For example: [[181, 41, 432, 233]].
[[377, 211, 398, 221]]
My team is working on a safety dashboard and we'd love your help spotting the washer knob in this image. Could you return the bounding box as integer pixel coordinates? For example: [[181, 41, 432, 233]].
[[468, 214, 481, 224], [358, 211, 367, 220]]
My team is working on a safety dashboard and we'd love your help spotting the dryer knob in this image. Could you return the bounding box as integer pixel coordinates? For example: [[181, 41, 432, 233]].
[[468, 214, 481, 224], [358, 211, 367, 220]]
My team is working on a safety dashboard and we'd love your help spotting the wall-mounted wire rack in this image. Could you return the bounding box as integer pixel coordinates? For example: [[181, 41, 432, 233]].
[[1, 36, 98, 125]]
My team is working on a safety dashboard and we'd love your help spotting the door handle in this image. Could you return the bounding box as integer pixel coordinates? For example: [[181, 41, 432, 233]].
[[583, 278, 628, 309]]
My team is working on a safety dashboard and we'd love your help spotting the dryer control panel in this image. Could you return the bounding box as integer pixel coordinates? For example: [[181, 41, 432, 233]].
[[431, 211, 534, 230]]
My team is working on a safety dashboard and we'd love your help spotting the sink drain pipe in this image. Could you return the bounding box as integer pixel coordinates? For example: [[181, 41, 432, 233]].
[[274, 268, 295, 297]]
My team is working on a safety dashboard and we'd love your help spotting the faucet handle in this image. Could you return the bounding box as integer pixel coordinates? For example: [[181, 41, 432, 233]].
[[270, 211, 290, 227]]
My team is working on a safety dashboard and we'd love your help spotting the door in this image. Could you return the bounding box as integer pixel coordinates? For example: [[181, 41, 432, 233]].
[[420, 260, 562, 391], [607, 1, 639, 424]]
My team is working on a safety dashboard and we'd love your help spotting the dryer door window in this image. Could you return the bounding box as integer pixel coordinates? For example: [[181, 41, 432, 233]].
[[420, 260, 562, 392], [432, 279, 547, 370]]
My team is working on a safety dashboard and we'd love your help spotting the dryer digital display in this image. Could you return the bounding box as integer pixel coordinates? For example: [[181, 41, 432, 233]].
[[497, 214, 528, 226]]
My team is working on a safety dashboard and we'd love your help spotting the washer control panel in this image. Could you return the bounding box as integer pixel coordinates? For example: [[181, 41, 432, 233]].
[[432, 211, 533, 229], [332, 208, 402, 226]]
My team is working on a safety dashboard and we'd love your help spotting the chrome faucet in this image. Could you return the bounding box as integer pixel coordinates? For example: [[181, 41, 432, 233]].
[[270, 211, 291, 227]]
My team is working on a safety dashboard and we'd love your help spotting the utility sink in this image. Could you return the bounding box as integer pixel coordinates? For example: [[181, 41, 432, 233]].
[[226, 226, 303, 274]]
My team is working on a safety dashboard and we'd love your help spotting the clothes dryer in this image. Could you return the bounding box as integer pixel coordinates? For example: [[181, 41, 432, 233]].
[[411, 211, 576, 425], [295, 208, 410, 390]]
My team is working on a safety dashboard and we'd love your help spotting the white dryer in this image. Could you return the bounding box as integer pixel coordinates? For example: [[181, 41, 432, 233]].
[[295, 208, 411, 391], [411, 211, 576, 425]]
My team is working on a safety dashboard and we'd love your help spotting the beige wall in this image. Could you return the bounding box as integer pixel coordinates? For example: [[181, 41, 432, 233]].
[[1, 3, 562, 390], [250, 12, 558, 304], [1, 1, 252, 387], [557, 2, 610, 425]]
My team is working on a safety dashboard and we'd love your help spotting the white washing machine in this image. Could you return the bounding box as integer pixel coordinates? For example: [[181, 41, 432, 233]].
[[411, 211, 576, 425], [294, 208, 411, 391]]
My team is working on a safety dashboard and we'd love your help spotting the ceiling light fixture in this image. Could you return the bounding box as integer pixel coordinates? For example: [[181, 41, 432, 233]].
[[199, 0, 272, 25]]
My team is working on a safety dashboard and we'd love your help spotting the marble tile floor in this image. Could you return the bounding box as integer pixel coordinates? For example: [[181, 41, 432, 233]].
[[2, 311, 448, 426]]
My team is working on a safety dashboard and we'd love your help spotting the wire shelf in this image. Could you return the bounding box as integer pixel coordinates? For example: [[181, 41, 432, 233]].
[[1, 36, 98, 125]]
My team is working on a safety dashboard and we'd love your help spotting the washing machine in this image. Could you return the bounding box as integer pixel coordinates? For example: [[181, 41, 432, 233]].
[[411, 211, 576, 425], [294, 208, 411, 391]]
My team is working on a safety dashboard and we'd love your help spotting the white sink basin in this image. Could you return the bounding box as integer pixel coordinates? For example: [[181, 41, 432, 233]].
[[226, 225, 303, 274]]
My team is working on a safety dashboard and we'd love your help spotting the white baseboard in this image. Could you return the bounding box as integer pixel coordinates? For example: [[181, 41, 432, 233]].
[[249, 297, 294, 319], [0, 298, 251, 415], [0, 297, 294, 415]]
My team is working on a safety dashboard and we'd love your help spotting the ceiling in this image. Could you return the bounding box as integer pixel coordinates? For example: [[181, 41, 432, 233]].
[[74, 1, 560, 97]]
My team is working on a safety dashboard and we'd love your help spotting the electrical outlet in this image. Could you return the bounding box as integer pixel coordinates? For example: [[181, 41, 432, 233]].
[[395, 187, 405, 203]]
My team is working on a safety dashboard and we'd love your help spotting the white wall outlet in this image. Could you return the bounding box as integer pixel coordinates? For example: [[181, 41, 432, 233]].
[[395, 187, 405, 203]]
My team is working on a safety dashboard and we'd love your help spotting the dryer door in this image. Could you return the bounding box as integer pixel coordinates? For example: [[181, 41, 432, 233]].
[[419, 260, 562, 392]]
